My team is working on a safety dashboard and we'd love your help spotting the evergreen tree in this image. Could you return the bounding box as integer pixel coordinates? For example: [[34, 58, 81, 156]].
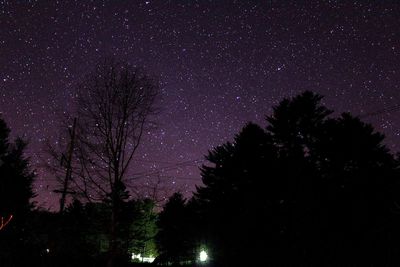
[[191, 91, 400, 266], [156, 193, 193, 265], [310, 113, 400, 265], [0, 117, 36, 265], [129, 198, 158, 260], [194, 123, 280, 266], [0, 119, 35, 219]]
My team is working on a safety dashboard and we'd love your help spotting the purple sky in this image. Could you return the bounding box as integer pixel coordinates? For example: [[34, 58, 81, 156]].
[[1, 1, 400, 209]]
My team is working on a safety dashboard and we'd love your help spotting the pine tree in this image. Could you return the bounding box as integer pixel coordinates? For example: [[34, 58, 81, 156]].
[[191, 91, 400, 265], [0, 117, 36, 265], [0, 117, 35, 225], [156, 193, 192, 265]]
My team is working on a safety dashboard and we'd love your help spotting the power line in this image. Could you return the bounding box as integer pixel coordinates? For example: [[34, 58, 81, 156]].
[[130, 158, 205, 178], [29, 102, 400, 187], [358, 104, 400, 119], [129, 174, 202, 182]]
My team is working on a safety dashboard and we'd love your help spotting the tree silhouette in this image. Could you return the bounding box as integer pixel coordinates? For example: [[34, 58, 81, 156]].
[[194, 123, 280, 266], [310, 113, 400, 265], [0, 117, 36, 265], [265, 92, 333, 264], [267, 91, 332, 158], [51, 59, 159, 266], [190, 91, 400, 266], [156, 192, 193, 265], [0, 118, 35, 221]]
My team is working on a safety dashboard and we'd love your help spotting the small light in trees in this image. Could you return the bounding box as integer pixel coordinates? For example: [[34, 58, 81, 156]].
[[132, 253, 155, 263], [199, 250, 208, 262]]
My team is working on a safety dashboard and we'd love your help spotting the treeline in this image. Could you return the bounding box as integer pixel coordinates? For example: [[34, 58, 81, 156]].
[[0, 116, 158, 267], [156, 91, 400, 266], [2, 90, 400, 266], [0, 59, 163, 267]]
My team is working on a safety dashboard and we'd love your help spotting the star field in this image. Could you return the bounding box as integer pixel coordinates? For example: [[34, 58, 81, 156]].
[[1, 1, 400, 209]]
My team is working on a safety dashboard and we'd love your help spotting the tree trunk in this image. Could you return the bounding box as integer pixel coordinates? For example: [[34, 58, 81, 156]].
[[107, 199, 117, 267]]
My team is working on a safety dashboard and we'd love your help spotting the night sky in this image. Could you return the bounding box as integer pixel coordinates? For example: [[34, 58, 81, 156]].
[[1, 1, 400, 209]]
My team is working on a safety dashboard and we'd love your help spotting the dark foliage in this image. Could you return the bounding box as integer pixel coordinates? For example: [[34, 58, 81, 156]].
[[156, 193, 195, 265], [23, 198, 158, 267], [0, 118, 35, 218], [3, 91, 400, 267], [0, 117, 37, 266], [189, 91, 400, 266]]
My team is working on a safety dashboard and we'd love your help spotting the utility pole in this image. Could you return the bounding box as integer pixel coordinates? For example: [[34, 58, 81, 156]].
[[54, 118, 77, 213]]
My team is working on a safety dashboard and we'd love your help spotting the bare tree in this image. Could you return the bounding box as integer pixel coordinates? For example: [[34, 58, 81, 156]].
[[66, 59, 159, 266], [128, 174, 176, 209]]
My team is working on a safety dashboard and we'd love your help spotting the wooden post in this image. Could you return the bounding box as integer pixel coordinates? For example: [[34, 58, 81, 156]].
[[58, 118, 77, 213]]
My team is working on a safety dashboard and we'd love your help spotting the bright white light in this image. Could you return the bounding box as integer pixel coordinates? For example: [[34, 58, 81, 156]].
[[199, 250, 208, 262], [131, 253, 155, 263]]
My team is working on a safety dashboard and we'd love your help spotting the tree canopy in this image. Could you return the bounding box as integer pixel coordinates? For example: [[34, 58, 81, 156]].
[[0, 117, 36, 265], [190, 91, 400, 266]]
